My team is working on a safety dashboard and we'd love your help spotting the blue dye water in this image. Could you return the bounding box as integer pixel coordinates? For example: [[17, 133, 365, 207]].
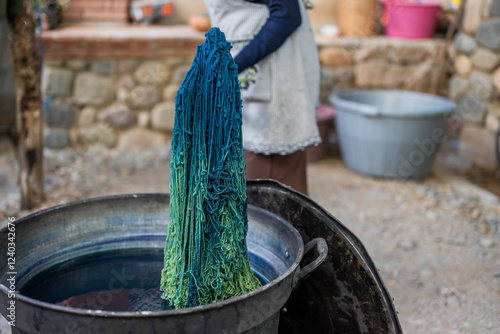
[[19, 248, 268, 312]]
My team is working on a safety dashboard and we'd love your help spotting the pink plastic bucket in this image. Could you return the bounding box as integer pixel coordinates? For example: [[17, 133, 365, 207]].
[[381, 1, 442, 39]]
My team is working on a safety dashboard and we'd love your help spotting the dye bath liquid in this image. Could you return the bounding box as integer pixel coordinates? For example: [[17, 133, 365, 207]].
[[19, 248, 269, 312]]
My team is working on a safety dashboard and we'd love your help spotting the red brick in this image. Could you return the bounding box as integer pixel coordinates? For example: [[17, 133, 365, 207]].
[[85, 42, 113, 50], [82, 11, 127, 21], [155, 41, 180, 48], [65, 1, 104, 10], [45, 42, 77, 50], [111, 51, 153, 57], [42, 25, 203, 59], [82, 10, 127, 18], [61, 11, 83, 20], [112, 2, 129, 10], [62, 8, 84, 14], [131, 41, 152, 49], [44, 49, 196, 59], [106, 41, 136, 49]]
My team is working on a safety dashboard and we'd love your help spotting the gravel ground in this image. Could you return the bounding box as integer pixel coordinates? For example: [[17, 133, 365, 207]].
[[0, 136, 499, 334]]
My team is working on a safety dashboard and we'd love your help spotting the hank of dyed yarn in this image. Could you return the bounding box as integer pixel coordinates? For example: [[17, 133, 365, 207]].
[[160, 27, 261, 309]]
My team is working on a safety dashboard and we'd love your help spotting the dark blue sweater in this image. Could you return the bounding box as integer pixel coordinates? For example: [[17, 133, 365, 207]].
[[234, 0, 302, 73]]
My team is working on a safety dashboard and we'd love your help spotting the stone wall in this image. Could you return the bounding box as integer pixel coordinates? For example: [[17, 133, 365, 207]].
[[448, 0, 500, 171], [41, 25, 204, 150], [43, 57, 193, 150], [41, 26, 450, 152], [317, 36, 447, 103]]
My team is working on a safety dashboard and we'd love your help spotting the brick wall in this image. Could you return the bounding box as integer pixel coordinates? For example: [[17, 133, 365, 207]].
[[62, 0, 129, 24], [42, 25, 203, 58]]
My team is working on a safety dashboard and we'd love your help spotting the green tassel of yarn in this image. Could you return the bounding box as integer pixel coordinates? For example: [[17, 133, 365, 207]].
[[160, 27, 262, 309]]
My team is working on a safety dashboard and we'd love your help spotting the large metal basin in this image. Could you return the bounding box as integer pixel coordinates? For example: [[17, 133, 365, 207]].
[[0, 191, 326, 334], [1, 180, 403, 333], [246, 180, 403, 334]]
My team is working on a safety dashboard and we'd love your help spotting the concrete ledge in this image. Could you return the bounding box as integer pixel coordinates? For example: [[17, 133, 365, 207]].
[[42, 25, 448, 60], [42, 24, 206, 59], [315, 35, 447, 48]]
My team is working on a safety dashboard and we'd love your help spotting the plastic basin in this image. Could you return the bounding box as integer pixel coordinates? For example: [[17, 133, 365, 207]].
[[381, 1, 442, 39], [330, 90, 455, 179]]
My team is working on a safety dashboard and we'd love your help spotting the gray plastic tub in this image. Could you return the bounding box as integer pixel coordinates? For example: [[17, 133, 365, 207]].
[[330, 90, 455, 179]]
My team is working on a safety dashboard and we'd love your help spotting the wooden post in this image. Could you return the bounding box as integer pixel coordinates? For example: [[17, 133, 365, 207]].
[[9, 0, 44, 209], [431, 0, 466, 96]]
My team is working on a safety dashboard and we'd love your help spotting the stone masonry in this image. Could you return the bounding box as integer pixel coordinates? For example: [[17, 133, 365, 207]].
[[449, 0, 500, 171], [42, 57, 192, 150], [41, 28, 448, 152], [45, 23, 495, 171], [40, 25, 203, 150], [317, 36, 447, 103]]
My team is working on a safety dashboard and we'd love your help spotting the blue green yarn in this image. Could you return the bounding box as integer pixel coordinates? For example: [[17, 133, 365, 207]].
[[159, 27, 261, 309]]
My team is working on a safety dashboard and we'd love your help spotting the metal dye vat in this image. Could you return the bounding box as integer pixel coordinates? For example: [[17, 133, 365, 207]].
[[0, 188, 327, 334]]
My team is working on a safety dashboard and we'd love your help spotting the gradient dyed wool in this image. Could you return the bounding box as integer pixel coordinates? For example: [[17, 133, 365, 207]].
[[160, 28, 261, 309]]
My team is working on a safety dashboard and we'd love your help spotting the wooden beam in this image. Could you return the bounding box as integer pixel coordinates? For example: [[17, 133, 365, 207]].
[[9, 0, 44, 210]]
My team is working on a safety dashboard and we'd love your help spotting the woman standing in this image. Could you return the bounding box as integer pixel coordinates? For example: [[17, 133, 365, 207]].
[[204, 0, 321, 195]]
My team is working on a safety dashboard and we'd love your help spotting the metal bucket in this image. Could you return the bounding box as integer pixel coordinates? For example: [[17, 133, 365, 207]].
[[0, 193, 327, 334]]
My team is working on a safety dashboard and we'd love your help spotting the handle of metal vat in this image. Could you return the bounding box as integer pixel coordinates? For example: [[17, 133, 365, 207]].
[[292, 238, 328, 287]]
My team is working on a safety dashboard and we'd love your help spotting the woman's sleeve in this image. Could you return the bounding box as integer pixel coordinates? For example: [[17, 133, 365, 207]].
[[234, 0, 302, 73]]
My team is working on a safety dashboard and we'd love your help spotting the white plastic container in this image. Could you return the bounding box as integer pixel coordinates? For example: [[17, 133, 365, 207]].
[[330, 90, 455, 179]]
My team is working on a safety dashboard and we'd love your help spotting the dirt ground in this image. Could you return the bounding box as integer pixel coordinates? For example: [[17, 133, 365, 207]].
[[0, 136, 499, 334]]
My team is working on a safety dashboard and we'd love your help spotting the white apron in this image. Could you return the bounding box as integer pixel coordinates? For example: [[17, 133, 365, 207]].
[[204, 0, 321, 155]]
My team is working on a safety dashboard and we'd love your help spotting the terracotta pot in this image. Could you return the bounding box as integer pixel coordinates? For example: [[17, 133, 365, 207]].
[[189, 13, 211, 32]]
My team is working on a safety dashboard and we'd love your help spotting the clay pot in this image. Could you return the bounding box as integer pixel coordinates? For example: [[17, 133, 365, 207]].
[[189, 13, 211, 32]]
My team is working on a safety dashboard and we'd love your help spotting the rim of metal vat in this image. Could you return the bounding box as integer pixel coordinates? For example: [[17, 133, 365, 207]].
[[330, 89, 456, 119], [0, 193, 327, 327], [246, 180, 403, 334]]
